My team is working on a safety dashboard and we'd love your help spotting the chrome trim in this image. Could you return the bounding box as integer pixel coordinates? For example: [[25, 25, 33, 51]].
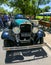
[[3, 43, 45, 51]]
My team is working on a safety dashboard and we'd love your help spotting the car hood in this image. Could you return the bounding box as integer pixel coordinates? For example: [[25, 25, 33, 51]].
[[15, 19, 31, 26]]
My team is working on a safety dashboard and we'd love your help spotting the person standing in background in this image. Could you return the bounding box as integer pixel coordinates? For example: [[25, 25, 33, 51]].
[[3, 13, 9, 28], [0, 13, 4, 29]]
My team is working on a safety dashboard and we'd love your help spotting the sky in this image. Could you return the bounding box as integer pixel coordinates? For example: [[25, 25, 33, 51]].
[[1, 4, 13, 12], [39, 1, 51, 8], [0, 1, 51, 12], [39, 1, 51, 11]]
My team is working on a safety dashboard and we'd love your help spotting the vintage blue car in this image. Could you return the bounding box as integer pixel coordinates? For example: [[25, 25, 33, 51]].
[[1, 14, 45, 51]]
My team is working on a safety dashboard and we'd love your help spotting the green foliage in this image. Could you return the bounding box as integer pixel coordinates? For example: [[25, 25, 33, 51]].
[[0, 7, 9, 14], [36, 16, 50, 21], [13, 8, 22, 14], [40, 6, 51, 12], [44, 6, 51, 12], [0, 0, 8, 5], [0, 0, 51, 18], [0, 7, 6, 13]]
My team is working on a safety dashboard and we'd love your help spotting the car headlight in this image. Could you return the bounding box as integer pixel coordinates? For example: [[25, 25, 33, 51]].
[[12, 27, 20, 34], [32, 27, 38, 33]]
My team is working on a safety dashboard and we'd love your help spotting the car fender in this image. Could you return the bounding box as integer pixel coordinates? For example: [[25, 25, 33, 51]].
[[1, 31, 15, 41], [37, 29, 45, 39]]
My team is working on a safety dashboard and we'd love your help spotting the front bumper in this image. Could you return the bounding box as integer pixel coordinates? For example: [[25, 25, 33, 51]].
[[3, 43, 46, 51]]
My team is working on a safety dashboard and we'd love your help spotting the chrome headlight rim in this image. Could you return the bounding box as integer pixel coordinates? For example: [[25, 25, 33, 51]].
[[12, 27, 20, 34], [32, 27, 39, 33]]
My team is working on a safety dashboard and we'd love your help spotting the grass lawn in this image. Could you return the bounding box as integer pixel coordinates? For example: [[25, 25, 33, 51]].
[[36, 16, 50, 22]]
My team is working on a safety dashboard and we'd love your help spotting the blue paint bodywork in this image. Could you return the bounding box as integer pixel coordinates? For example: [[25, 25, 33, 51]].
[[37, 29, 45, 39], [2, 32, 9, 39], [15, 14, 25, 19], [1, 31, 14, 41]]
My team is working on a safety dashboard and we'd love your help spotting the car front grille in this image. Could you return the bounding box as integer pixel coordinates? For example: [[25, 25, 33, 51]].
[[20, 24, 31, 33]]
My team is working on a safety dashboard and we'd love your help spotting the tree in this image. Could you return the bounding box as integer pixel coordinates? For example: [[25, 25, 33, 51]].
[[0, 7, 9, 14], [44, 6, 51, 12], [13, 7, 22, 14], [40, 6, 51, 13], [0, 7, 6, 13], [0, 0, 51, 18], [32, 0, 50, 18], [0, 0, 8, 5]]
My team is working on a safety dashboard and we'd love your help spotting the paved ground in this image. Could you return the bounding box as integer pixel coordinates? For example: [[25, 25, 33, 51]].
[[44, 32, 51, 48], [0, 31, 51, 65]]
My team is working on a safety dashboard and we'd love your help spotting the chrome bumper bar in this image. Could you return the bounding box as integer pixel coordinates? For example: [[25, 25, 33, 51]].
[[3, 43, 46, 51]]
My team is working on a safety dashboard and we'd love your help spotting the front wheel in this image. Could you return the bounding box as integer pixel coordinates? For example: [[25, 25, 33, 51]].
[[4, 40, 10, 47], [4, 40, 15, 47]]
